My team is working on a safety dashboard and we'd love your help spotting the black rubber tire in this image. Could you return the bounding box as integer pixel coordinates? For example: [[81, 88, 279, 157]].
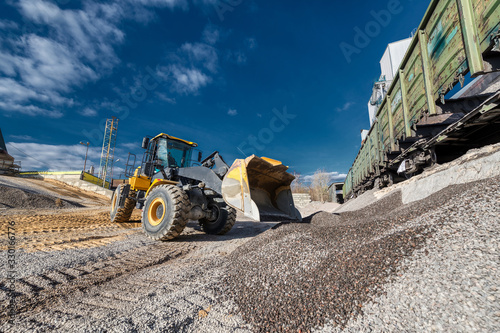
[[199, 198, 236, 235], [110, 184, 137, 223], [141, 185, 189, 241]]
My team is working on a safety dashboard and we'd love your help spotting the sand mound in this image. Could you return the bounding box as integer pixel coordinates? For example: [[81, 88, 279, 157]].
[[0, 185, 81, 210]]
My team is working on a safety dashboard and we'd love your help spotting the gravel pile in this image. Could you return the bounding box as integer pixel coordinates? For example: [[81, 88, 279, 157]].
[[218, 177, 499, 332], [0, 185, 80, 209], [318, 177, 499, 333]]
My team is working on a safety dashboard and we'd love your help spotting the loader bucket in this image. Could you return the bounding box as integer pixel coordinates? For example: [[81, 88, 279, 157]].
[[221, 155, 302, 222]]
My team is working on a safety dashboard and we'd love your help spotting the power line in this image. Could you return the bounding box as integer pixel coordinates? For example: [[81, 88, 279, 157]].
[[8, 143, 51, 168]]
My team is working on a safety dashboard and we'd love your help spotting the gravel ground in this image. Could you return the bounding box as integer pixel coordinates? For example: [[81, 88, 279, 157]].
[[299, 202, 341, 217], [317, 177, 500, 333], [0, 211, 275, 332], [218, 176, 499, 332], [1, 164, 498, 332], [0, 232, 154, 279]]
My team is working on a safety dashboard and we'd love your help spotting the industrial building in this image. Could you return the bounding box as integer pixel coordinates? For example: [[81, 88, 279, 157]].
[[0, 128, 20, 175], [328, 182, 344, 204]]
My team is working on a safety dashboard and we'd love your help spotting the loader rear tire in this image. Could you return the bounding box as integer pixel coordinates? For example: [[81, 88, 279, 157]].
[[141, 185, 189, 241], [110, 184, 136, 223], [199, 198, 236, 235]]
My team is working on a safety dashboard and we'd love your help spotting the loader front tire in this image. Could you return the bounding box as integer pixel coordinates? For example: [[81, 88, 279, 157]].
[[199, 198, 236, 235], [141, 185, 189, 241], [110, 184, 136, 223]]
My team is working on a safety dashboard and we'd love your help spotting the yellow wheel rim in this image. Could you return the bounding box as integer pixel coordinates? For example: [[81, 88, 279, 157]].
[[148, 197, 166, 226], [112, 192, 118, 211]]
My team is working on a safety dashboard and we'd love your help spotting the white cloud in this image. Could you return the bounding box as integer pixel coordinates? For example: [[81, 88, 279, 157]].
[[0, 1, 251, 116], [0, 0, 187, 118], [226, 50, 248, 64], [303, 171, 347, 184], [168, 65, 211, 94], [21, 35, 98, 90], [0, 20, 19, 30], [153, 23, 224, 96], [7, 142, 101, 171], [246, 37, 257, 50], [131, 0, 188, 9], [121, 142, 139, 151], [9, 135, 35, 141], [79, 107, 98, 117], [181, 42, 219, 73], [202, 25, 220, 45], [156, 92, 177, 104], [228, 109, 238, 116], [224, 37, 256, 65], [336, 102, 354, 112], [18, 0, 124, 70], [7, 142, 127, 176], [0, 101, 62, 118], [0, 77, 70, 117]]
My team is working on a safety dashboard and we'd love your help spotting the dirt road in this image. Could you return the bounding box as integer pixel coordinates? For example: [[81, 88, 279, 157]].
[[0, 206, 272, 332]]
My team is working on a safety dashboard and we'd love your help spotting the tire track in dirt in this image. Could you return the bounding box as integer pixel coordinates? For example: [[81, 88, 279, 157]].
[[0, 210, 143, 252], [6, 254, 246, 333], [0, 240, 198, 324], [0, 205, 272, 331]]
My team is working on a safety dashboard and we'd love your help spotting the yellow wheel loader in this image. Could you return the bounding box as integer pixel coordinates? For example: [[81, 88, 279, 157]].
[[110, 133, 301, 240]]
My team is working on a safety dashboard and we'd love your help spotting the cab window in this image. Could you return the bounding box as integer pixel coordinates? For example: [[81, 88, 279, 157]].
[[156, 138, 193, 168]]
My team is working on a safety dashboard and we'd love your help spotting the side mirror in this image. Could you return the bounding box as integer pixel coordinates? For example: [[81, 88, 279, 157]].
[[141, 137, 150, 149], [198, 151, 202, 162]]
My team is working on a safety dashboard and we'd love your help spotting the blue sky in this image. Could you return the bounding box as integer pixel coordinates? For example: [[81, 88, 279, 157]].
[[0, 0, 430, 182]]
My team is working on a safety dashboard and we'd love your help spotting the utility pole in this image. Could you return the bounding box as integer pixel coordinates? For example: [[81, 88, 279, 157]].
[[79, 141, 90, 173], [98, 117, 119, 188]]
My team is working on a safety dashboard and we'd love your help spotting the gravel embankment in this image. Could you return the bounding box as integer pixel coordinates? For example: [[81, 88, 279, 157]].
[[218, 176, 499, 332], [318, 177, 500, 333], [0, 185, 81, 209]]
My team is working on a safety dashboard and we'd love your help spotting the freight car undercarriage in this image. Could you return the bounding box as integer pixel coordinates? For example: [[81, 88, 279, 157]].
[[349, 91, 500, 198], [344, 0, 500, 200]]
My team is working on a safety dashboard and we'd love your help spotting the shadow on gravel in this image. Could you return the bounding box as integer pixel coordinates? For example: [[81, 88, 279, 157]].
[[217, 180, 489, 332], [165, 221, 276, 243], [271, 212, 318, 230]]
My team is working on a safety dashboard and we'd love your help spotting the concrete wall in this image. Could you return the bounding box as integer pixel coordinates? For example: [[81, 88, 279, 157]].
[[20, 172, 113, 199], [293, 193, 311, 208]]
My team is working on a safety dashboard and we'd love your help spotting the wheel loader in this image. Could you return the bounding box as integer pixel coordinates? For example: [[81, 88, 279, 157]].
[[110, 133, 301, 240]]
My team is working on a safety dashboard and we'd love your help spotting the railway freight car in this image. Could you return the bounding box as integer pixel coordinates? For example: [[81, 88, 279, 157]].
[[344, 0, 500, 199]]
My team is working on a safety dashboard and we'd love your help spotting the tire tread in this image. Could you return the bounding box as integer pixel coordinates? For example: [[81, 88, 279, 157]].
[[141, 185, 189, 241]]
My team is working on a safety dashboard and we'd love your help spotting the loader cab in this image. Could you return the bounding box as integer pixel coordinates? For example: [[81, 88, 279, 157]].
[[142, 134, 198, 176]]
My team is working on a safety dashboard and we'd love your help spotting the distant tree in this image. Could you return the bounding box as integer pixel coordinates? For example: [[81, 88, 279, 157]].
[[291, 172, 308, 193], [310, 169, 331, 202]]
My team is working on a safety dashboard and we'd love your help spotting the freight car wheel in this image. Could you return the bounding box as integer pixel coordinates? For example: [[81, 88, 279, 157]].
[[199, 198, 236, 235], [141, 185, 189, 241], [387, 173, 394, 186], [429, 149, 437, 166], [110, 184, 137, 223]]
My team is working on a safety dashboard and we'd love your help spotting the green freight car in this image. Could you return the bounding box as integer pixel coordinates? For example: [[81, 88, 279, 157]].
[[344, 0, 500, 199]]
